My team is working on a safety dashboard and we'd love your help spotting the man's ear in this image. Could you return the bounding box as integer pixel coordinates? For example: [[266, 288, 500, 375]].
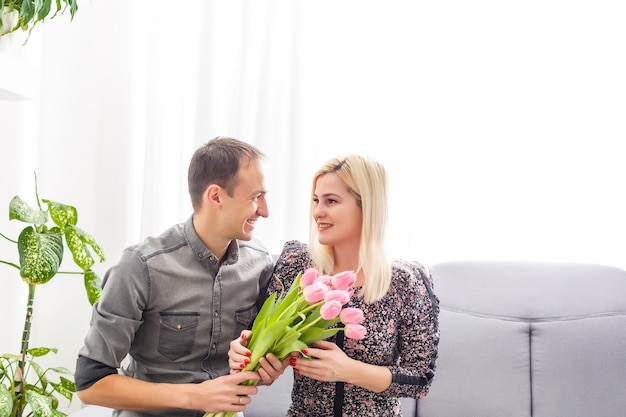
[[206, 184, 222, 206]]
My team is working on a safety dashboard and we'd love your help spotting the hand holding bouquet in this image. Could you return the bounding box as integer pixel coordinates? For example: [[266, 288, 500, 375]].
[[204, 268, 366, 417]]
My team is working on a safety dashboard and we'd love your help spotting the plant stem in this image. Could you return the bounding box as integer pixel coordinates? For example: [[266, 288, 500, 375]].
[[0, 259, 20, 269], [15, 283, 36, 416], [0, 231, 18, 243], [34, 171, 41, 211]]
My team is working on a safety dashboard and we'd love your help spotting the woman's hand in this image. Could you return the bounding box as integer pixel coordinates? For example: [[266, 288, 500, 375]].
[[228, 330, 290, 386], [290, 340, 392, 393], [228, 330, 253, 373], [289, 340, 354, 382]]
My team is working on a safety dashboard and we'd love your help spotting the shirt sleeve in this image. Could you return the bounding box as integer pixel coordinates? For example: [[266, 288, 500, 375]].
[[76, 248, 149, 370], [385, 261, 440, 399], [75, 355, 118, 390]]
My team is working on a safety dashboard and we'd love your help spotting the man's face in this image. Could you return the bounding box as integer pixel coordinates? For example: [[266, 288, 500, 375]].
[[220, 159, 269, 241]]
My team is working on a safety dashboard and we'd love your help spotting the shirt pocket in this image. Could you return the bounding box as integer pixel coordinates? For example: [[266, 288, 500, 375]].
[[233, 304, 258, 340], [158, 312, 199, 361]]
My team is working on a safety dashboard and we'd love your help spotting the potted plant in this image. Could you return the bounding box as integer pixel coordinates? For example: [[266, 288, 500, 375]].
[[0, 173, 104, 417], [1, 0, 78, 39]]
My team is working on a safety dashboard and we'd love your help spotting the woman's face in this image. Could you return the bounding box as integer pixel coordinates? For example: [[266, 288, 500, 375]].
[[312, 173, 362, 248]]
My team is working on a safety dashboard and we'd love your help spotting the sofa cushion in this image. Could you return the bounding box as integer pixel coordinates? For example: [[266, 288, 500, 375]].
[[417, 261, 626, 417]]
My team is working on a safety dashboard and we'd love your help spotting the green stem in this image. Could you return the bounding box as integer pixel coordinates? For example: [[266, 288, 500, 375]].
[[0, 231, 18, 244], [0, 259, 20, 269], [296, 314, 324, 333], [15, 283, 36, 416], [34, 171, 42, 211], [275, 298, 321, 324], [296, 300, 323, 316]]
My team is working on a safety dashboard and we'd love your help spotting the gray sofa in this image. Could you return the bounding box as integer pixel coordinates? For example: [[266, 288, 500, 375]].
[[73, 260, 626, 417], [246, 260, 626, 417]]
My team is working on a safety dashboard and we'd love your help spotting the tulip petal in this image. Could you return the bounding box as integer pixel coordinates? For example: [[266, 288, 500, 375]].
[[331, 270, 356, 291]]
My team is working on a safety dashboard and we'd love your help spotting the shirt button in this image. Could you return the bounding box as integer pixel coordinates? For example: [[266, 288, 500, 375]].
[[212, 343, 217, 349], [214, 310, 219, 317], [197, 253, 203, 258]]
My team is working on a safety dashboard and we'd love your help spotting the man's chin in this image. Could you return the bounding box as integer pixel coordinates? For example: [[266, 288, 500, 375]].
[[239, 228, 254, 241]]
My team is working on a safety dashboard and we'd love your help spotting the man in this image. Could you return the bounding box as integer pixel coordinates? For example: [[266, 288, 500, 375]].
[[75, 137, 284, 416]]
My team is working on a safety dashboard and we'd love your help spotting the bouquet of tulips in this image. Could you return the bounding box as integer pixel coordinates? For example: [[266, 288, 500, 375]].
[[204, 268, 366, 417]]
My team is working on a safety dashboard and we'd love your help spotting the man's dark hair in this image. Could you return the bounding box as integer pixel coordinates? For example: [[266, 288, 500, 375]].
[[188, 136, 266, 210]]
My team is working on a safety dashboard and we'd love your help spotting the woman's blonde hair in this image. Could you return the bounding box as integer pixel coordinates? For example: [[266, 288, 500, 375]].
[[308, 155, 391, 303]]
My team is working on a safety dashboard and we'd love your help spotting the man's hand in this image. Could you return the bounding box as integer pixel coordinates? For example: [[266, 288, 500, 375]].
[[77, 370, 260, 413], [191, 371, 260, 413]]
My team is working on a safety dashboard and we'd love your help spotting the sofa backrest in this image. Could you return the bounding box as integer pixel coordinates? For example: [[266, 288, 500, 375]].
[[416, 261, 626, 417]]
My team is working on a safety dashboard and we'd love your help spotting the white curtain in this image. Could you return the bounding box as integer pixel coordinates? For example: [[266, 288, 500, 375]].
[[1, 1, 625, 413]]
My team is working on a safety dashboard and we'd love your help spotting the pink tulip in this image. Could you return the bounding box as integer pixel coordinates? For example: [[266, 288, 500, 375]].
[[344, 323, 367, 340], [324, 289, 350, 306], [314, 274, 332, 286], [340, 307, 364, 325], [300, 268, 319, 289], [320, 300, 342, 320], [303, 282, 329, 303], [331, 270, 356, 291]]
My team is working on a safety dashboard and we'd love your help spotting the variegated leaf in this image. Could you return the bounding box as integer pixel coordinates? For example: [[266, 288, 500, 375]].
[[18, 226, 63, 284], [9, 195, 47, 225]]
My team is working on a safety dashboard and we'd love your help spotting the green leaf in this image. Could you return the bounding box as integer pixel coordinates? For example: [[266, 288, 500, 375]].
[[28, 347, 58, 358], [274, 340, 307, 360], [25, 389, 56, 417], [46, 367, 72, 376], [65, 0, 79, 19], [49, 381, 73, 401], [9, 195, 47, 225], [44, 199, 77, 228], [299, 327, 342, 347], [18, 226, 64, 284], [84, 270, 102, 305], [280, 272, 303, 308], [19, 0, 35, 30], [36, 0, 52, 21], [58, 376, 75, 392], [250, 292, 278, 335], [270, 327, 302, 359], [73, 226, 105, 262], [0, 353, 19, 361], [0, 384, 12, 417], [64, 225, 94, 271], [30, 361, 49, 390], [247, 318, 293, 366], [273, 273, 312, 323]]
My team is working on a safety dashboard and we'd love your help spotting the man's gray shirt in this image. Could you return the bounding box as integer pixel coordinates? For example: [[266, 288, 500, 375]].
[[76, 216, 274, 416]]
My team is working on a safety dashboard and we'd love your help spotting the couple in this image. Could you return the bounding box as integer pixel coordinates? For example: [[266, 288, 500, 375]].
[[75, 137, 440, 417]]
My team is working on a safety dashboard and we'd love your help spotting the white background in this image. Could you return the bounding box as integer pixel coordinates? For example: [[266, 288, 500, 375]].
[[1, 1, 625, 413]]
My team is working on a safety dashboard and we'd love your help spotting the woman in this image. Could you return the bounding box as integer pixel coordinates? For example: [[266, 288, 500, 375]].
[[231, 155, 440, 416]]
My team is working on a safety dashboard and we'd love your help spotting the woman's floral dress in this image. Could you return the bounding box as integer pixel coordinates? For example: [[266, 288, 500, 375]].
[[268, 241, 440, 417]]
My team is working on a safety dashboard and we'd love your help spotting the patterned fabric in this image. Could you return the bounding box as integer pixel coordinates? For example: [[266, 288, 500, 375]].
[[269, 241, 440, 417]]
